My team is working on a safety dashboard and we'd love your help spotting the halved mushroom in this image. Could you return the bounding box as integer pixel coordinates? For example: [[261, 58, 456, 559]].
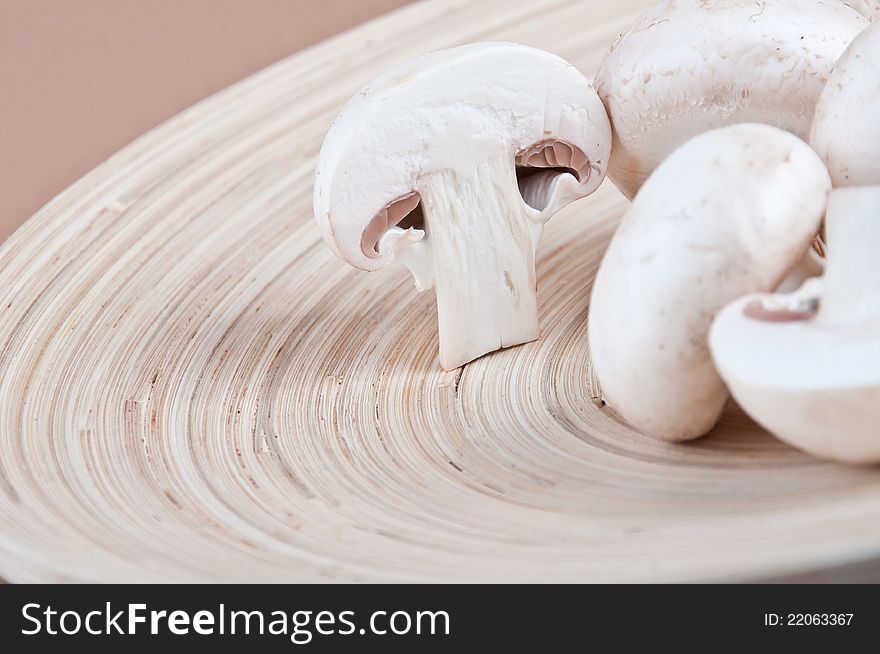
[[594, 0, 867, 198], [710, 187, 880, 463], [314, 42, 611, 370], [588, 124, 830, 441], [811, 20, 880, 187]]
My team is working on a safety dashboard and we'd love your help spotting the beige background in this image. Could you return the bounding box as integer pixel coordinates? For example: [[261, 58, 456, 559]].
[[0, 0, 409, 241]]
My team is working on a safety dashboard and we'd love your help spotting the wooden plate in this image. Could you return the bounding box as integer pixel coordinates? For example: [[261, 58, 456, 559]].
[[1, 0, 879, 582]]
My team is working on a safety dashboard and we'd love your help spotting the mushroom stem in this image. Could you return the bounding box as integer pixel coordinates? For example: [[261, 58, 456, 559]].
[[419, 154, 539, 370], [820, 186, 880, 327]]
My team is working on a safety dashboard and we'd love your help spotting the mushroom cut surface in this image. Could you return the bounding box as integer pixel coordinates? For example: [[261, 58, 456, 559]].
[[314, 42, 611, 370]]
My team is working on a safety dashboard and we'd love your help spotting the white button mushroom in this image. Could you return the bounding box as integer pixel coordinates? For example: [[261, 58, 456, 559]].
[[811, 20, 880, 187], [314, 42, 611, 371], [710, 187, 880, 463], [588, 123, 830, 441], [594, 0, 867, 199]]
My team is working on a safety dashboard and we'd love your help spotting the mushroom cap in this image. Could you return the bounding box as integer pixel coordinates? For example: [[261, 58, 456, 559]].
[[844, 0, 880, 20], [811, 20, 880, 187], [313, 42, 611, 271], [588, 123, 830, 441], [710, 294, 880, 463], [594, 0, 866, 198]]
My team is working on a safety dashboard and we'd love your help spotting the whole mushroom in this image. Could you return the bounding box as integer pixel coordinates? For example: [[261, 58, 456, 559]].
[[588, 124, 830, 441], [314, 43, 611, 370], [811, 20, 880, 187], [710, 187, 880, 463], [594, 0, 866, 198]]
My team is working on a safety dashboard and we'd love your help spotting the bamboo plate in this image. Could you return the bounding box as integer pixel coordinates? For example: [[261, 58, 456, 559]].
[[2, 0, 879, 583]]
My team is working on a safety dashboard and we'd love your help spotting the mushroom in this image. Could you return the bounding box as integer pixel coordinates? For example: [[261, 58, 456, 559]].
[[587, 123, 830, 441], [593, 0, 867, 199], [844, 0, 880, 20], [710, 187, 880, 463], [811, 20, 880, 187], [314, 42, 611, 370]]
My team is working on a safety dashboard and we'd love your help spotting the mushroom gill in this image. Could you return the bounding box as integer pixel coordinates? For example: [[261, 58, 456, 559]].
[[515, 140, 591, 210], [361, 191, 422, 257]]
